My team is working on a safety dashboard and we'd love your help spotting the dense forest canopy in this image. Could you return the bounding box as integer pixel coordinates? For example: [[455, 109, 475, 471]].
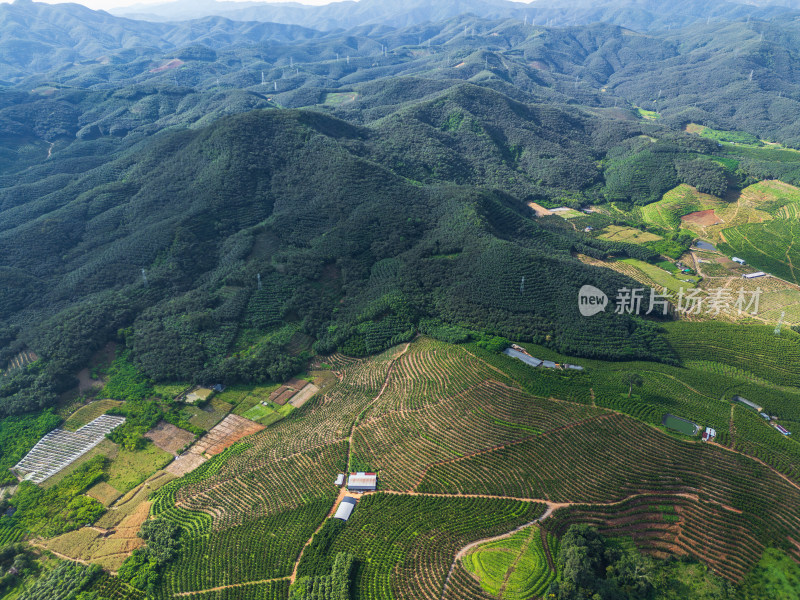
[[2, 0, 800, 417]]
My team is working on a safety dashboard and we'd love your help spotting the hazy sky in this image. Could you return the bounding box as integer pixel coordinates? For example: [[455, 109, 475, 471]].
[[3, 0, 349, 10]]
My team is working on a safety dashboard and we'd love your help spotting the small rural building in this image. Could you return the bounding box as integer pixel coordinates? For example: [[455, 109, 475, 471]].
[[334, 497, 357, 521], [760, 412, 770, 420], [702, 427, 717, 442], [775, 424, 791, 436], [503, 348, 543, 367], [733, 396, 763, 412], [743, 272, 766, 279], [334, 473, 345, 486], [732, 257, 747, 265], [347, 472, 377, 492]]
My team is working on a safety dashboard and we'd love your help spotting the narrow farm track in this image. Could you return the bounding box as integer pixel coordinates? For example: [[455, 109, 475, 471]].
[[437, 487, 747, 600], [289, 341, 413, 585], [289, 487, 350, 584], [29, 542, 92, 567], [498, 527, 534, 597], [346, 340, 412, 472], [440, 504, 558, 600], [172, 576, 290, 597], [708, 438, 800, 495]]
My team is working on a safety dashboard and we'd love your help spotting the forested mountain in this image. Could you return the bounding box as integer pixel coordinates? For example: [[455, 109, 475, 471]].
[[7, 2, 800, 599], [3, 0, 800, 415], [113, 0, 800, 31], [0, 89, 676, 415]]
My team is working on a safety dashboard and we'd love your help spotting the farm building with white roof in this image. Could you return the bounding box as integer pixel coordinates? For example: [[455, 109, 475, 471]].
[[347, 472, 377, 491], [334, 497, 357, 521]]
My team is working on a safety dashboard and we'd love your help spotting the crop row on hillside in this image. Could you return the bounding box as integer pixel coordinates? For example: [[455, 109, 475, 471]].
[[418, 413, 800, 581]]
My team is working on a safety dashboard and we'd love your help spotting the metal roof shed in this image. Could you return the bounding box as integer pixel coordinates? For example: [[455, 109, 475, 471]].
[[334, 497, 357, 521], [347, 472, 377, 491]]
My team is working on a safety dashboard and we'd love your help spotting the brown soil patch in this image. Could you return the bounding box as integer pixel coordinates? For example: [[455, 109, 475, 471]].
[[190, 414, 265, 457], [682, 209, 723, 226], [528, 60, 548, 70], [76, 369, 103, 394], [527, 202, 553, 217], [289, 384, 319, 408], [272, 388, 296, 406], [150, 58, 184, 73], [166, 452, 207, 477], [145, 421, 196, 455], [269, 378, 309, 405], [454, 62, 466, 68]]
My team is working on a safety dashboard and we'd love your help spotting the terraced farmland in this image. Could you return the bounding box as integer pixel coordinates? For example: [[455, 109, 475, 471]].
[[719, 219, 800, 283], [418, 413, 800, 581], [298, 494, 546, 600], [67, 335, 800, 597], [462, 525, 558, 600], [639, 184, 725, 231], [153, 502, 330, 598]]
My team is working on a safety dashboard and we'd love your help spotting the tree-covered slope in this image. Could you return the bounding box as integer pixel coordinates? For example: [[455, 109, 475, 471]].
[[0, 102, 677, 415]]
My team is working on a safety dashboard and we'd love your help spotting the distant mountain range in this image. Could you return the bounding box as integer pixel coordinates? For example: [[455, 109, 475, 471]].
[[111, 0, 800, 30]]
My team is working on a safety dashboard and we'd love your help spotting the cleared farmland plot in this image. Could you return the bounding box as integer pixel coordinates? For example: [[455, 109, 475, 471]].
[[13, 415, 126, 484], [64, 399, 123, 431], [462, 525, 558, 600], [598, 224, 662, 244], [145, 421, 196, 455], [639, 184, 725, 231], [42, 470, 175, 571], [190, 414, 265, 457]]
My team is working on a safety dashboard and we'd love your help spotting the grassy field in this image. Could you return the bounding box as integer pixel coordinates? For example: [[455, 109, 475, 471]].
[[106, 443, 172, 493], [186, 396, 232, 430], [687, 123, 762, 146], [598, 225, 662, 244], [223, 384, 281, 416], [663, 414, 698, 436], [85, 481, 123, 506], [63, 399, 123, 431], [636, 107, 660, 120], [153, 383, 189, 400], [241, 401, 294, 426], [618, 258, 699, 294], [321, 91, 358, 105], [462, 525, 558, 600], [739, 548, 800, 599]]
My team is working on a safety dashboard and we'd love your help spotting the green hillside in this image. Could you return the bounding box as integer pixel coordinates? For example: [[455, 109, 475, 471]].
[[3, 2, 800, 599]]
